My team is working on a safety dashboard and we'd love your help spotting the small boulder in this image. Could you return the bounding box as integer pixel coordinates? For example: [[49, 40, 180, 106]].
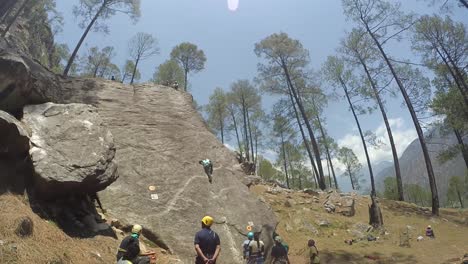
[[316, 219, 331, 227], [303, 188, 319, 196], [243, 175, 262, 188], [15, 216, 33, 237]]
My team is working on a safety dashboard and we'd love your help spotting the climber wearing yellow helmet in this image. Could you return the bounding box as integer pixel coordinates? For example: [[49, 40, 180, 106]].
[[194, 216, 221, 263]]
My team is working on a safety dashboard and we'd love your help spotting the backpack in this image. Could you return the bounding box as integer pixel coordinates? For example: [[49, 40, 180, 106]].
[[243, 240, 250, 258], [118, 236, 140, 261]]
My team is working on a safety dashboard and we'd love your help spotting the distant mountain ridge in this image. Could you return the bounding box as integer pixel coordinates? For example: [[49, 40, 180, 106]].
[[338, 160, 393, 193], [375, 126, 466, 204]]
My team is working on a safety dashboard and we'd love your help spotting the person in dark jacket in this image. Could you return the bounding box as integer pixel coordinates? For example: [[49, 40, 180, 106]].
[[116, 224, 150, 264], [271, 236, 290, 264]]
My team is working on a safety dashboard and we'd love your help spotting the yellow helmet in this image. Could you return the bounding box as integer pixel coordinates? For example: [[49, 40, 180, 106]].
[[201, 216, 214, 227], [132, 224, 143, 234]]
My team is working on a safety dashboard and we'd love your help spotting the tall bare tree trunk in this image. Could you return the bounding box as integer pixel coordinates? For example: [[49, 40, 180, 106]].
[[326, 158, 333, 188], [280, 131, 290, 189], [287, 147, 295, 188], [184, 70, 188, 91], [64, 3, 106, 76], [454, 129, 468, 169], [313, 99, 338, 189], [282, 63, 326, 190], [347, 167, 355, 190], [1, 0, 30, 38], [438, 43, 468, 94], [130, 57, 140, 84], [288, 90, 320, 184], [241, 96, 250, 162], [434, 47, 468, 106], [365, 24, 439, 216], [358, 57, 404, 201], [340, 77, 375, 196], [246, 109, 255, 164], [219, 109, 224, 144], [230, 109, 243, 161]]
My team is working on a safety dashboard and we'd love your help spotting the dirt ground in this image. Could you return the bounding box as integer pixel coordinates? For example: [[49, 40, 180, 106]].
[[250, 185, 468, 264], [0, 194, 180, 264]]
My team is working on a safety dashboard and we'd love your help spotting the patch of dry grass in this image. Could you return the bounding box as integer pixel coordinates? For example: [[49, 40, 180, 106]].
[[0, 193, 178, 264], [251, 185, 468, 264]]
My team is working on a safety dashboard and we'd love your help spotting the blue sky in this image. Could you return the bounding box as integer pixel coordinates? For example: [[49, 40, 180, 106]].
[[54, 0, 467, 175]]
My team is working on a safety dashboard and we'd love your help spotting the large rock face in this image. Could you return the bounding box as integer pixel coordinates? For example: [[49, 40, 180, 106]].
[[22, 103, 118, 198], [61, 81, 277, 263]]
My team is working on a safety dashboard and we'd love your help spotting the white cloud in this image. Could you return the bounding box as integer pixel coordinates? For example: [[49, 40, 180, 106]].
[[337, 118, 417, 166]]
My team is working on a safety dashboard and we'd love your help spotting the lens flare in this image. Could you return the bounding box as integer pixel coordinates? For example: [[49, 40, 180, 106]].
[[227, 0, 239, 11]]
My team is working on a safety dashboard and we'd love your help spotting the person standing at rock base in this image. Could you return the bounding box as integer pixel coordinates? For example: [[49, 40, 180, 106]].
[[248, 232, 265, 264], [271, 236, 290, 264], [199, 159, 214, 183], [194, 216, 221, 264], [243, 232, 254, 261]]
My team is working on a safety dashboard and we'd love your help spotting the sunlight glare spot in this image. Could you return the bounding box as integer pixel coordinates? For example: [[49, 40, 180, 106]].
[[228, 0, 239, 11]]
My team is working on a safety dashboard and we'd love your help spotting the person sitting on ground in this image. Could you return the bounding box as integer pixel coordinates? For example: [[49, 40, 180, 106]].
[[425, 225, 435, 239], [243, 232, 254, 261], [248, 232, 265, 264], [194, 216, 221, 264], [199, 159, 214, 183], [308, 239, 320, 264], [271, 236, 290, 264], [116, 224, 151, 264]]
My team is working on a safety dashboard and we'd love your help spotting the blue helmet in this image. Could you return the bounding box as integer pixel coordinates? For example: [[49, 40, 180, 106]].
[[247, 232, 254, 239]]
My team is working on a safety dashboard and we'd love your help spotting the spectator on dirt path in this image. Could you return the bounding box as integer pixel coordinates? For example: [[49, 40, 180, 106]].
[[243, 232, 254, 261], [425, 225, 435, 239], [194, 216, 221, 264], [248, 232, 265, 264], [199, 159, 214, 183], [271, 236, 290, 264], [308, 239, 320, 264], [116, 224, 152, 264]]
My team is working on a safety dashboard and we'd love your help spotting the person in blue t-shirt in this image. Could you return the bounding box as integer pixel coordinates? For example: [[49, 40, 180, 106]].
[[194, 216, 221, 263]]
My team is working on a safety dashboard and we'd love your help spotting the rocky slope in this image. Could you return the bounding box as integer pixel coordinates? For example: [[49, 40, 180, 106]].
[[56, 80, 277, 263], [251, 185, 468, 264]]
